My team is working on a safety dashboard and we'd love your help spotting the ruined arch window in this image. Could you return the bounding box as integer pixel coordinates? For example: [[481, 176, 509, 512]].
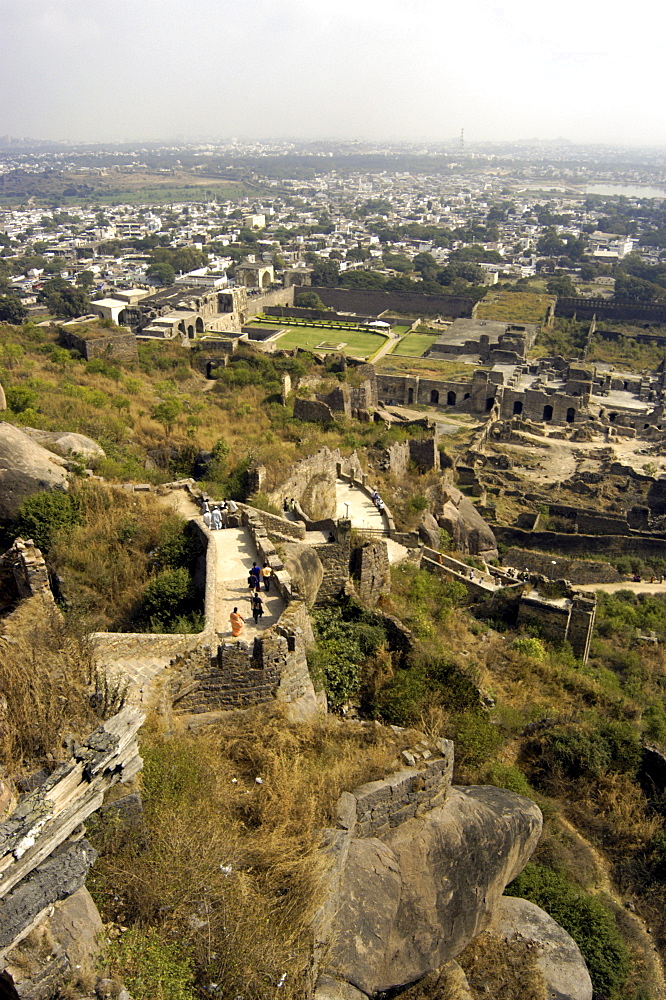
[[463, 392, 470, 400], [485, 397, 495, 411], [430, 389, 440, 404], [407, 388, 414, 404], [623, 381, 629, 390], [644, 424, 650, 430], [196, 317, 204, 334], [187, 325, 195, 339], [566, 407, 575, 423], [609, 412, 617, 423], [447, 390, 457, 406], [543, 404, 553, 421], [513, 400, 523, 415]]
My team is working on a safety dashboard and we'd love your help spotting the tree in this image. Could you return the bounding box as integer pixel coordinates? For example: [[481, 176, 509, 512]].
[[146, 262, 176, 287], [0, 295, 27, 324], [152, 399, 182, 436], [75, 270, 96, 291], [38, 278, 90, 319], [536, 228, 565, 257], [304, 255, 340, 287], [546, 275, 577, 297], [294, 291, 329, 310], [614, 274, 656, 302], [340, 270, 386, 289]]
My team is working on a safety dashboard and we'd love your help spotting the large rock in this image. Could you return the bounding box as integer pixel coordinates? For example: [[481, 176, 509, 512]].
[[0, 423, 68, 522], [323, 785, 542, 995], [280, 541, 324, 604], [438, 485, 497, 558], [21, 428, 105, 462], [418, 510, 441, 548], [489, 896, 593, 1000]]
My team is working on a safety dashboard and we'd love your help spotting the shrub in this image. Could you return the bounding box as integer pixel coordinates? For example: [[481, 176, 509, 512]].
[[506, 863, 631, 998], [6, 384, 37, 412], [13, 489, 81, 551], [512, 636, 546, 661], [139, 568, 195, 628], [525, 721, 642, 787]]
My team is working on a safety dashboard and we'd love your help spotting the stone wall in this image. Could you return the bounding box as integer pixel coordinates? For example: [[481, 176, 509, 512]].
[[517, 590, 596, 661], [312, 520, 352, 604], [502, 547, 622, 585], [167, 601, 317, 718], [245, 285, 295, 317], [59, 329, 139, 362], [494, 525, 666, 561], [345, 739, 454, 839], [556, 296, 666, 324], [351, 539, 391, 606], [0, 537, 53, 603], [293, 398, 335, 424], [309, 286, 474, 319]]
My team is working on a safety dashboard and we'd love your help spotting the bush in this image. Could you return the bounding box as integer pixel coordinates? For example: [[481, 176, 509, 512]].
[[13, 489, 81, 551], [6, 384, 37, 412], [506, 863, 631, 998], [139, 568, 196, 629], [525, 721, 642, 787], [512, 636, 546, 661]]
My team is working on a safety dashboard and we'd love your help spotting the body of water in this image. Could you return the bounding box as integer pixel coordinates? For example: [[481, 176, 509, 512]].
[[585, 183, 666, 199]]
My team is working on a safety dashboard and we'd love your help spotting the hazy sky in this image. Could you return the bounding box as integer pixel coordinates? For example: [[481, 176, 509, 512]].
[[1, 0, 664, 147]]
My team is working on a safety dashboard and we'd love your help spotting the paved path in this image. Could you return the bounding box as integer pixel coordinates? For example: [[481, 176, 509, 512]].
[[210, 523, 285, 641], [335, 479, 410, 564]]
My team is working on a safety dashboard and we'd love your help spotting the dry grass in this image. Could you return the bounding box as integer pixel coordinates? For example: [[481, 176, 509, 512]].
[[50, 481, 188, 630], [0, 597, 100, 774], [90, 707, 415, 1000], [457, 932, 547, 1000]]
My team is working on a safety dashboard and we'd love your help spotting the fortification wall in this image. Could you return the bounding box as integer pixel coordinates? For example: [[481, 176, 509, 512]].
[[246, 285, 295, 316], [556, 297, 666, 323], [494, 525, 666, 561], [60, 329, 139, 362], [309, 286, 474, 319]]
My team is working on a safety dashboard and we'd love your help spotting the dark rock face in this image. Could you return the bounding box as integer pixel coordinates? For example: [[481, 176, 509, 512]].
[[418, 511, 441, 549], [489, 896, 592, 1000], [0, 423, 68, 523], [323, 785, 542, 995], [280, 542, 324, 604]]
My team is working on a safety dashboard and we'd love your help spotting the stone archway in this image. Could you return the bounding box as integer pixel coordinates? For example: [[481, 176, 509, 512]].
[[543, 404, 553, 421], [408, 388, 414, 404], [430, 390, 440, 404], [187, 325, 195, 339], [447, 390, 456, 406], [513, 400, 523, 415], [196, 317, 204, 334], [566, 407, 575, 423]]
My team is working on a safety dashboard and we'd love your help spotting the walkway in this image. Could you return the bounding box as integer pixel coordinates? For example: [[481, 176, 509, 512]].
[[211, 524, 285, 641], [335, 479, 409, 564], [576, 581, 666, 595]]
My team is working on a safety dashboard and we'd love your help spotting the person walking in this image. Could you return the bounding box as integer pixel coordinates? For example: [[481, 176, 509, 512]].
[[251, 592, 264, 625], [261, 562, 272, 592], [211, 506, 222, 531], [250, 562, 261, 589], [230, 607, 245, 637], [227, 498, 238, 523], [203, 508, 212, 529], [219, 501, 229, 528]]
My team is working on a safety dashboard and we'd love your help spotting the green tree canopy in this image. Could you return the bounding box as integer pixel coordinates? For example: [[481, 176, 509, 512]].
[[0, 295, 27, 324], [38, 278, 90, 319]]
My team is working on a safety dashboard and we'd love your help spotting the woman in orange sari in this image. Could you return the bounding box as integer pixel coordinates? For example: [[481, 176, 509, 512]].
[[230, 607, 245, 637]]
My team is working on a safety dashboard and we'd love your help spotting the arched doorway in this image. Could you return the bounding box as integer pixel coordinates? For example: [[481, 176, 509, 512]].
[[609, 412, 617, 423], [513, 400, 523, 415], [430, 389, 439, 404], [205, 362, 215, 379], [486, 397, 495, 411], [447, 390, 456, 405], [407, 388, 414, 404], [543, 404, 553, 421], [196, 317, 204, 334], [187, 325, 195, 339], [566, 407, 575, 423]]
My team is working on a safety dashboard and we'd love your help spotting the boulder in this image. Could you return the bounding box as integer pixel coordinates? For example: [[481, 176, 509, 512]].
[[0, 422, 68, 522], [280, 541, 324, 604], [21, 428, 105, 461], [437, 485, 497, 558], [0, 383, 5, 410], [418, 511, 441, 549], [489, 896, 593, 1000], [323, 785, 542, 995]]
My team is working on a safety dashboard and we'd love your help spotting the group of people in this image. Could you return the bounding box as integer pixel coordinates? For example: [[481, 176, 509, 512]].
[[202, 498, 238, 530], [283, 497, 297, 513], [370, 490, 386, 513], [229, 561, 275, 636]]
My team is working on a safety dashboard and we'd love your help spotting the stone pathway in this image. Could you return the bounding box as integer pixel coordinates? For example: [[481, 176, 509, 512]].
[[210, 523, 285, 642], [335, 479, 409, 564]]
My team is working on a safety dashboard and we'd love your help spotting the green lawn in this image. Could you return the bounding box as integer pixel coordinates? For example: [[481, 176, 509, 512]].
[[391, 331, 440, 357], [274, 326, 388, 359]]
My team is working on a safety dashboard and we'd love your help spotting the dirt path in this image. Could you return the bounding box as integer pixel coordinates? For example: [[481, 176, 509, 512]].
[[577, 581, 666, 595]]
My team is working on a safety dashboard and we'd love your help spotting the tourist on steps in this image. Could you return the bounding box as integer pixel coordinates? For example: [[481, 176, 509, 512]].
[[261, 563, 272, 591], [203, 508, 212, 529], [211, 506, 222, 530], [230, 607, 245, 637]]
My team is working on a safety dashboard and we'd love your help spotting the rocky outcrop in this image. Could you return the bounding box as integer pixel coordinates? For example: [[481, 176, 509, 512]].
[[418, 510, 441, 548], [489, 896, 593, 1000], [0, 422, 69, 522], [21, 428, 106, 462], [437, 485, 497, 558], [280, 541, 324, 604], [322, 786, 542, 995]]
